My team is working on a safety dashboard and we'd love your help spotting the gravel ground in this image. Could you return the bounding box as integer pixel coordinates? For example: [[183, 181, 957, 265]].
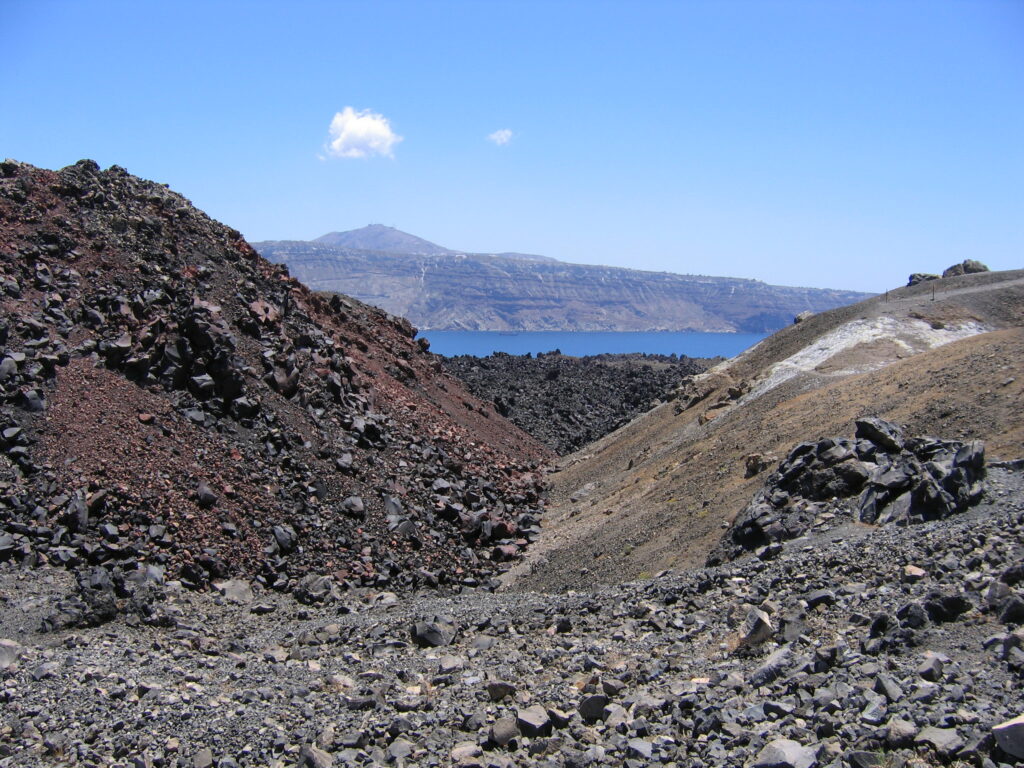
[[1, 469, 1022, 767]]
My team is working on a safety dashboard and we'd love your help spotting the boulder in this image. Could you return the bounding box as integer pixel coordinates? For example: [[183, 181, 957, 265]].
[[942, 259, 989, 278]]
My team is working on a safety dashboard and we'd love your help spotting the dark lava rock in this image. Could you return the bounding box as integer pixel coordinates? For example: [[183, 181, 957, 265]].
[[0, 157, 551, 612], [710, 418, 987, 563], [411, 616, 457, 647], [443, 351, 708, 454]]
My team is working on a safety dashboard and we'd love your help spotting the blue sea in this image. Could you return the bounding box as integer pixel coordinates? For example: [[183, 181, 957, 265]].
[[419, 330, 769, 359]]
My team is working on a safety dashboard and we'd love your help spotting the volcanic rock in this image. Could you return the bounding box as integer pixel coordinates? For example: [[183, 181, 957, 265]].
[[749, 738, 818, 768], [443, 351, 707, 454], [0, 158, 550, 611], [711, 419, 987, 563], [993, 713, 1024, 759]]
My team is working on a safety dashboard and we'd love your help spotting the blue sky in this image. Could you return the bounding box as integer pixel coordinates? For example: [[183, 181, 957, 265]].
[[2, 1, 1022, 292]]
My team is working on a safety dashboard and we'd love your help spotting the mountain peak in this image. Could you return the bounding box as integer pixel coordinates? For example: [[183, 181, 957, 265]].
[[314, 225, 452, 255]]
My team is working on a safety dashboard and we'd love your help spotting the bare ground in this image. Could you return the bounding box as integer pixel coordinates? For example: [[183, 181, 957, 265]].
[[506, 270, 1024, 593]]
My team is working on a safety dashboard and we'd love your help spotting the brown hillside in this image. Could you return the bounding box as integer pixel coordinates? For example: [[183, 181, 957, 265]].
[[0, 159, 551, 596], [507, 270, 1024, 592]]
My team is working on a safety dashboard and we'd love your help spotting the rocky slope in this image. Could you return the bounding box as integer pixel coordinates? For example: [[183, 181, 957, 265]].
[[443, 353, 709, 455], [1, 466, 1022, 766], [0, 158, 552, 609], [507, 269, 1024, 593], [254, 231, 871, 332]]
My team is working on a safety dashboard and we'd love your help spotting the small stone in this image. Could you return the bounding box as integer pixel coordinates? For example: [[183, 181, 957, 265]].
[[547, 707, 572, 729], [517, 704, 552, 737], [1000, 595, 1024, 624], [387, 739, 414, 761], [216, 579, 253, 605], [579, 694, 610, 722], [264, 646, 289, 663], [196, 480, 217, 508], [485, 680, 516, 701], [341, 496, 365, 519], [192, 749, 214, 768], [915, 726, 964, 757], [738, 607, 774, 647], [855, 417, 904, 453], [910, 682, 939, 703], [873, 674, 903, 703], [903, 564, 927, 582], [993, 713, 1024, 759], [31, 662, 58, 681], [885, 718, 917, 747], [750, 646, 791, 687], [452, 742, 482, 762], [918, 653, 944, 682], [626, 738, 653, 760], [0, 639, 23, 669], [750, 738, 818, 768], [438, 655, 464, 674], [411, 618, 456, 647], [491, 716, 519, 746], [805, 589, 835, 609], [860, 698, 887, 726], [299, 744, 334, 768], [601, 677, 626, 696], [846, 751, 884, 768]]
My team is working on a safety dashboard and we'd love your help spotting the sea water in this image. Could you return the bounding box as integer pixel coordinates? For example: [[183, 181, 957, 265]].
[[418, 330, 769, 359]]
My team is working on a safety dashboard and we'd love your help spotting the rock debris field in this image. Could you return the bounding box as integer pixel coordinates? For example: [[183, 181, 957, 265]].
[[2, 468, 1024, 767], [442, 353, 708, 455]]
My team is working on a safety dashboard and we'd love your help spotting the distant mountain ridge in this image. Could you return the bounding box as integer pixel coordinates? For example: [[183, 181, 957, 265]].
[[254, 227, 873, 332], [313, 224, 556, 263], [314, 224, 453, 255]]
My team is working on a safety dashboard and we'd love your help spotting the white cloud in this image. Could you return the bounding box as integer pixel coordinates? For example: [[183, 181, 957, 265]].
[[325, 107, 402, 159], [487, 128, 513, 146]]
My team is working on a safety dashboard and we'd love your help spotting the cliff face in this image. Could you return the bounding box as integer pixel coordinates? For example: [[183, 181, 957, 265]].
[[254, 238, 873, 333]]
